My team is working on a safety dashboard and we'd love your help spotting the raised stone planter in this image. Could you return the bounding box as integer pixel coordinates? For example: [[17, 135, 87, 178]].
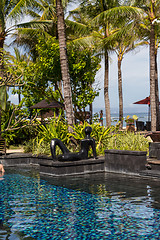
[[39, 157, 105, 176], [104, 149, 147, 174], [147, 142, 160, 170], [1, 151, 149, 176], [149, 142, 160, 159], [0, 153, 105, 176]]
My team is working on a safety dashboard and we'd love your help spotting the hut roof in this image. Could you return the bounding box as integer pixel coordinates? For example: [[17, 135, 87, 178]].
[[30, 99, 64, 109]]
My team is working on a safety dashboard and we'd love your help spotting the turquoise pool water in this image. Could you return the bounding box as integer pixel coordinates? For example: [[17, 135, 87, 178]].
[[0, 169, 160, 239]]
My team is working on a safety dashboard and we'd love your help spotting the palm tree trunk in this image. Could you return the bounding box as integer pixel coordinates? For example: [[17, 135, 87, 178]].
[[150, 22, 157, 131], [155, 50, 159, 130], [104, 48, 111, 127], [0, 36, 4, 138], [56, 0, 75, 128], [0, 35, 4, 81], [118, 58, 123, 129]]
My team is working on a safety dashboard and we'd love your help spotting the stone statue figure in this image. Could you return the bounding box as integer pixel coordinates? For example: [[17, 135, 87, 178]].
[[50, 126, 97, 161]]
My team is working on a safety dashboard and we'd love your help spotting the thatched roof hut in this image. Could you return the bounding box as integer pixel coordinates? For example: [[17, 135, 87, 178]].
[[30, 99, 64, 121], [30, 99, 64, 109]]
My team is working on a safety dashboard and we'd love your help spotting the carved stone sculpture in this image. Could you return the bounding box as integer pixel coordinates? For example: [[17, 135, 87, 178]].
[[50, 126, 97, 161]]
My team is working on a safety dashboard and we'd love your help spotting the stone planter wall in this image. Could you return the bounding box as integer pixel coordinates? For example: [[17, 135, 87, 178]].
[[39, 157, 105, 176], [149, 142, 160, 159], [104, 149, 147, 174], [1, 150, 148, 176]]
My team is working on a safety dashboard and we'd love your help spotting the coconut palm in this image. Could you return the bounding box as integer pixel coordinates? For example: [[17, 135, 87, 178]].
[[70, 0, 144, 127], [0, 0, 38, 78], [0, 0, 37, 136], [12, 0, 75, 127], [9, 47, 31, 104], [68, 2, 121, 126], [113, 25, 138, 129], [134, 20, 160, 129], [86, 0, 144, 127], [56, 0, 74, 127], [130, 0, 160, 131], [76, 0, 121, 127]]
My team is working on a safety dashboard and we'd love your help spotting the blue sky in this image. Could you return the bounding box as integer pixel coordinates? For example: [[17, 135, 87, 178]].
[[93, 45, 159, 114]]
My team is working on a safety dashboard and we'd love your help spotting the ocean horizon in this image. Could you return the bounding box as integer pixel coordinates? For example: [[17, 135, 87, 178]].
[[93, 111, 149, 127]]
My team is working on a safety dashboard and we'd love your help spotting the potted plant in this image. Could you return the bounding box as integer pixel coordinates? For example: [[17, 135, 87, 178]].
[[125, 115, 138, 131]]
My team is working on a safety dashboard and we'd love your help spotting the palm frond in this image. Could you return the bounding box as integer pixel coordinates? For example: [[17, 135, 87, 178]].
[[69, 35, 93, 49], [16, 20, 53, 31], [24, 9, 41, 19], [66, 19, 91, 37], [40, 4, 56, 20], [92, 6, 144, 26]]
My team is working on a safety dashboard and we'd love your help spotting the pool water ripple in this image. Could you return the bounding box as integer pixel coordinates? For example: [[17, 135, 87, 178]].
[[0, 170, 160, 239]]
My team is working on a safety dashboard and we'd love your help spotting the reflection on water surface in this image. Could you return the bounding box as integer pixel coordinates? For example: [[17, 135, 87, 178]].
[[0, 168, 160, 239]]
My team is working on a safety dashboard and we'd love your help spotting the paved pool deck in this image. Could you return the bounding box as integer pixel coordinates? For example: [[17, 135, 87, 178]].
[[6, 148, 24, 154]]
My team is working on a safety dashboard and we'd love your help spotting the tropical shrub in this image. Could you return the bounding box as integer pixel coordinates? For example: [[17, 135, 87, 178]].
[[24, 119, 150, 157], [107, 131, 150, 153], [24, 114, 71, 155], [68, 122, 119, 156]]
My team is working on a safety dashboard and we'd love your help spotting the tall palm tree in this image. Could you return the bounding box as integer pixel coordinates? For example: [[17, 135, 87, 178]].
[[89, 0, 143, 127], [114, 30, 137, 129], [78, 0, 120, 127], [149, 0, 158, 131], [131, 0, 160, 131], [72, 0, 143, 127], [12, 0, 75, 127], [56, 0, 74, 127], [0, 0, 36, 136], [9, 47, 30, 104], [135, 22, 160, 129], [0, 0, 37, 77]]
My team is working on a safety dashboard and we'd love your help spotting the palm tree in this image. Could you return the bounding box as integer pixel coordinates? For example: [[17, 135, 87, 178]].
[[149, 1, 157, 131], [78, 0, 120, 127], [89, 0, 144, 127], [56, 0, 74, 127], [72, 0, 144, 127], [135, 21, 160, 129], [12, 0, 75, 128], [131, 0, 160, 131], [0, 0, 38, 77], [114, 34, 136, 129]]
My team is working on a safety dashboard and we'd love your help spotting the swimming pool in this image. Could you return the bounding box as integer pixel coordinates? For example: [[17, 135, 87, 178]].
[[0, 168, 160, 239]]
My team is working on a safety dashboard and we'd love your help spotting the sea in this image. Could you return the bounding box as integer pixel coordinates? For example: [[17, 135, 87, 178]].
[[94, 110, 149, 127], [110, 112, 149, 127]]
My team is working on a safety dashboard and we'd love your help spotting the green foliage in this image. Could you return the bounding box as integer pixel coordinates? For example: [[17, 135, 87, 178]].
[[24, 138, 50, 155], [18, 35, 100, 118], [37, 114, 69, 144], [0, 86, 7, 111], [23, 120, 150, 157], [0, 98, 39, 146], [24, 114, 71, 156], [125, 114, 138, 123], [68, 121, 119, 155], [68, 45, 101, 110], [91, 123, 119, 155], [107, 131, 150, 153]]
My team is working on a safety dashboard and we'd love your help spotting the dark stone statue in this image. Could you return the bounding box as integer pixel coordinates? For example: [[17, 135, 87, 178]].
[[50, 126, 97, 161]]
